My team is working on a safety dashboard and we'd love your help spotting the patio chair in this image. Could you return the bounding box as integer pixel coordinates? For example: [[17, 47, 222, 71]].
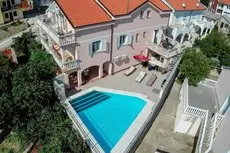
[[135, 71, 146, 83], [146, 74, 157, 86], [124, 66, 136, 76]]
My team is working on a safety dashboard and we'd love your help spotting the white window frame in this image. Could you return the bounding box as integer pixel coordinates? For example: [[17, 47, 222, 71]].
[[92, 40, 102, 54], [147, 10, 151, 18], [143, 32, 147, 38], [140, 11, 144, 19], [89, 40, 107, 57], [119, 35, 128, 46], [136, 33, 140, 42]]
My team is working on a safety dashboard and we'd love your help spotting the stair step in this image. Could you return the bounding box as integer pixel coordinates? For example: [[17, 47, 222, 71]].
[[72, 92, 103, 107], [76, 95, 110, 112]]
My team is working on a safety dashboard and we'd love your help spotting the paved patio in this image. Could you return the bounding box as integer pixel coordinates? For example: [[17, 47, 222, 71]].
[[135, 82, 195, 153], [79, 65, 168, 102]]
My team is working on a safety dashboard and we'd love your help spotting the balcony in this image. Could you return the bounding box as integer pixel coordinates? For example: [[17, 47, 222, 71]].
[[148, 57, 167, 68], [40, 38, 80, 71], [147, 41, 182, 59], [36, 15, 77, 46]]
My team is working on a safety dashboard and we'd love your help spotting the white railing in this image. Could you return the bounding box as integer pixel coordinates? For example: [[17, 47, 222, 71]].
[[199, 79, 217, 88], [185, 106, 206, 117], [195, 110, 209, 153], [63, 59, 80, 70], [147, 41, 182, 58], [36, 15, 77, 46], [216, 114, 225, 128]]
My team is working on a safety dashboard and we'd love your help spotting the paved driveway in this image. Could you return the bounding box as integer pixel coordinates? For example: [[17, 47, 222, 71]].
[[135, 82, 195, 153]]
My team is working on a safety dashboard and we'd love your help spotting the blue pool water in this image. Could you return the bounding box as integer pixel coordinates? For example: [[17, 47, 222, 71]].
[[71, 90, 146, 153]]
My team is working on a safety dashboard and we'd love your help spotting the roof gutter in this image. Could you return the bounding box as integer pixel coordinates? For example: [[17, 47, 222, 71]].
[[95, 0, 115, 20]]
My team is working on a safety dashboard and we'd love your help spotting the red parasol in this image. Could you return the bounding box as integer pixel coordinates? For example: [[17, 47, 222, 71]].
[[133, 55, 150, 62]]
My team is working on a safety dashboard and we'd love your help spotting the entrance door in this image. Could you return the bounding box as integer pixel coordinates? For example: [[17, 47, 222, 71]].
[[9, 12, 13, 21]]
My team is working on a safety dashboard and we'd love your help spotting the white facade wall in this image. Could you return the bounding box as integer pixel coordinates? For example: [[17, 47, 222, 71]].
[[216, 3, 230, 17]]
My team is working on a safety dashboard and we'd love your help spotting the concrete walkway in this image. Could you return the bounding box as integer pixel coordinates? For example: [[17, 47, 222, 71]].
[[135, 82, 195, 153]]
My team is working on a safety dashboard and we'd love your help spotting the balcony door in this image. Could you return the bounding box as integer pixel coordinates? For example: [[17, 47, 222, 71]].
[[7, 0, 11, 9]]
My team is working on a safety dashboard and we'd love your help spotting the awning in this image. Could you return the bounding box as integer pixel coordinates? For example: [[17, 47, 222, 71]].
[[133, 55, 150, 62]]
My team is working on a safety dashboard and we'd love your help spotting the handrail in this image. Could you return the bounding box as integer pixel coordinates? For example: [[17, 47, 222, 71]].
[[198, 110, 209, 153]]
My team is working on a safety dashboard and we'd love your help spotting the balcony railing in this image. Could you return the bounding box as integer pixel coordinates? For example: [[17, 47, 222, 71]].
[[36, 15, 77, 46], [63, 60, 80, 71], [147, 41, 182, 58], [1, 4, 21, 12]]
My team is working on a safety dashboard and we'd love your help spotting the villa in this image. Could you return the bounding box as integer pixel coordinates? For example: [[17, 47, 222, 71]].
[[36, 0, 223, 153], [211, 0, 230, 17], [175, 67, 230, 153], [36, 0, 215, 89]]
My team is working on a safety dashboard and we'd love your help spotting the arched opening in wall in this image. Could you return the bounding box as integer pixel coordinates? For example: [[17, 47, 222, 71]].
[[202, 28, 207, 35], [68, 71, 78, 87], [194, 25, 201, 35], [175, 34, 183, 43], [103, 61, 111, 77], [82, 66, 99, 85], [207, 29, 211, 34], [183, 33, 189, 43]]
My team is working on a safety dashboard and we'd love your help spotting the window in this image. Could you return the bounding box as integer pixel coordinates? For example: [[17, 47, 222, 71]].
[[13, 11, 17, 16], [92, 40, 101, 53], [5, 13, 8, 18], [224, 24, 229, 28], [11, 0, 15, 5], [136, 33, 140, 42], [120, 35, 127, 46], [147, 10, 151, 18], [2, 1, 6, 7], [143, 32, 147, 38], [220, 22, 224, 28], [140, 11, 144, 19], [89, 40, 107, 56]]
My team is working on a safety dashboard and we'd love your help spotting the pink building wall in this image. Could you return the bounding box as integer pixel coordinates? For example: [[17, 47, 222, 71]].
[[111, 3, 170, 73]]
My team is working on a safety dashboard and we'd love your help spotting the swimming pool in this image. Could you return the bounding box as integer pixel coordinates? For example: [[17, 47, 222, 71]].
[[68, 87, 154, 153]]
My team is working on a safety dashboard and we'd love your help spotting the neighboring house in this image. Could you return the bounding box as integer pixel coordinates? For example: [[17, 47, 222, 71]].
[[0, 0, 23, 24], [37, 0, 187, 87], [203, 10, 221, 25], [164, 0, 215, 43], [175, 67, 230, 153], [211, 0, 230, 17], [0, 6, 4, 24], [218, 14, 230, 34]]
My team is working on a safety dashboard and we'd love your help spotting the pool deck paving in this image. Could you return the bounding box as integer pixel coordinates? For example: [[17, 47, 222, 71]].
[[135, 82, 195, 153]]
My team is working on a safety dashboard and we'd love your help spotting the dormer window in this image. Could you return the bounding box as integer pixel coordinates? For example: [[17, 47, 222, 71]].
[[140, 11, 144, 19]]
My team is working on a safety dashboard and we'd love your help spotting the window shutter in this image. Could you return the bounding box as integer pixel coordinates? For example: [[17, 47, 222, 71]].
[[101, 40, 107, 51], [127, 34, 133, 45], [117, 36, 121, 48], [89, 43, 93, 57]]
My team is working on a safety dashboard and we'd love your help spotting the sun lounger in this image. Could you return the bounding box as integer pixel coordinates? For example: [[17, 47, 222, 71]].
[[135, 71, 146, 83], [124, 66, 136, 76], [146, 74, 157, 86]]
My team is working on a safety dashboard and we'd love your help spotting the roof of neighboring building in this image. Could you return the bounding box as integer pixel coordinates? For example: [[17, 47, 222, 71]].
[[188, 84, 218, 115], [222, 14, 230, 23], [203, 10, 221, 21], [212, 108, 230, 153], [215, 67, 230, 108], [55, 0, 112, 28], [166, 0, 206, 11], [99, 0, 171, 16], [218, 0, 230, 6]]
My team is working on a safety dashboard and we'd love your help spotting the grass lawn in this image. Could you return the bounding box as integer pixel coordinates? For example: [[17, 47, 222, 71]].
[[0, 133, 28, 153]]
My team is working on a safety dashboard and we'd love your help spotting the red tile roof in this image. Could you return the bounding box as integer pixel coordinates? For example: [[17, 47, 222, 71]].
[[99, 0, 170, 16], [167, 0, 206, 11], [149, 0, 171, 11], [218, 0, 230, 5], [56, 0, 112, 28]]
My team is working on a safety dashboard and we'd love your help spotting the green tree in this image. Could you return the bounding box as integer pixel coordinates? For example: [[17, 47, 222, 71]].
[[194, 29, 230, 66], [10, 31, 37, 63], [179, 49, 212, 86]]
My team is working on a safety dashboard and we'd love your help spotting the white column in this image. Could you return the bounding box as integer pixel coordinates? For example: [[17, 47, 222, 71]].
[[180, 34, 185, 44], [60, 49, 65, 63], [77, 71, 82, 87], [64, 73, 69, 85], [99, 66, 103, 78], [108, 63, 113, 75]]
